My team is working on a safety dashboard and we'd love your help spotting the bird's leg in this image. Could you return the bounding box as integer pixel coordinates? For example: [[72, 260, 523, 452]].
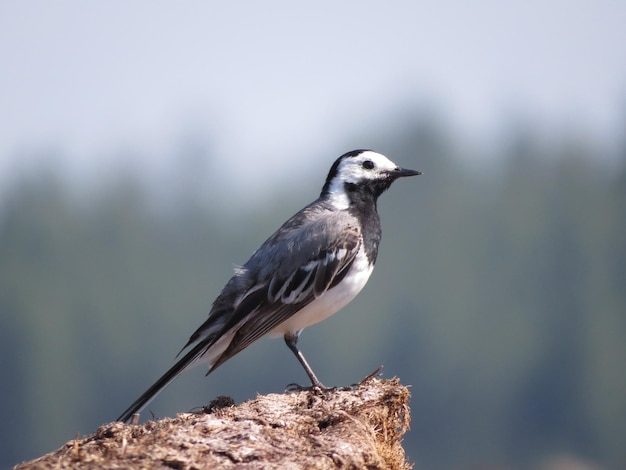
[[284, 331, 325, 390]]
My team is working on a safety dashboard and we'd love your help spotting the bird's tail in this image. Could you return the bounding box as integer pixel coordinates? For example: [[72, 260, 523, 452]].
[[116, 340, 209, 423]]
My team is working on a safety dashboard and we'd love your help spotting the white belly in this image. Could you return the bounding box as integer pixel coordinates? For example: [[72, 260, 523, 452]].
[[270, 250, 374, 335]]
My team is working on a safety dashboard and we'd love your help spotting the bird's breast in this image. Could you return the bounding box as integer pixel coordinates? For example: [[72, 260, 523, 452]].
[[270, 249, 374, 335]]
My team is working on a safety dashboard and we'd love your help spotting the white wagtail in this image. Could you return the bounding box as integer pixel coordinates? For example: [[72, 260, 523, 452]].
[[117, 149, 420, 423]]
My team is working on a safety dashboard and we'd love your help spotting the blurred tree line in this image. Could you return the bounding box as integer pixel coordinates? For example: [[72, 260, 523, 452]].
[[1, 113, 625, 469]]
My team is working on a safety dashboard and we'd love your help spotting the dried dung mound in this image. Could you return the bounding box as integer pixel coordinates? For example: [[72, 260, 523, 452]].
[[15, 377, 411, 469]]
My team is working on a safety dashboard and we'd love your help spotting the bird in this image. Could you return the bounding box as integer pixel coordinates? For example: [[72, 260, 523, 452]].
[[117, 149, 420, 423]]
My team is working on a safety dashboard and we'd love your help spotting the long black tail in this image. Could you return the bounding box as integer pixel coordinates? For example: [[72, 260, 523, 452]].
[[116, 340, 209, 423]]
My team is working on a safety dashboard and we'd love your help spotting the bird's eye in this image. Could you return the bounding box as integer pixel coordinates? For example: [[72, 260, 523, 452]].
[[362, 160, 375, 170]]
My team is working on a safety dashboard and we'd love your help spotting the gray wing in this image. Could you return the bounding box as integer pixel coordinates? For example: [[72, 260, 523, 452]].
[[118, 205, 363, 423], [205, 209, 362, 372]]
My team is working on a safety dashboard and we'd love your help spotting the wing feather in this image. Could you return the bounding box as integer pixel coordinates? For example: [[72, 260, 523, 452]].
[[208, 220, 362, 372]]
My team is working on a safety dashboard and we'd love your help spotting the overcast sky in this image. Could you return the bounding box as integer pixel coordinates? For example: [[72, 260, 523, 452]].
[[1, 0, 625, 191]]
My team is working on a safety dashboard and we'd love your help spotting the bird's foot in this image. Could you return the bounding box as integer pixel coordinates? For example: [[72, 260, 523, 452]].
[[284, 382, 345, 394], [285, 382, 323, 393], [284, 365, 383, 394], [284, 382, 357, 394]]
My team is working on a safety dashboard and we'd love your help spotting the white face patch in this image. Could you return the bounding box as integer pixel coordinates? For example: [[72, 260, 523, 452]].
[[326, 151, 399, 210]]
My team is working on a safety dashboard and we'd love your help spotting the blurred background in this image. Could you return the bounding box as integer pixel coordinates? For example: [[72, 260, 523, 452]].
[[1, 1, 625, 469]]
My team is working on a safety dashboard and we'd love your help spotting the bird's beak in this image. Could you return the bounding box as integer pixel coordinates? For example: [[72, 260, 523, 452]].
[[391, 167, 422, 178]]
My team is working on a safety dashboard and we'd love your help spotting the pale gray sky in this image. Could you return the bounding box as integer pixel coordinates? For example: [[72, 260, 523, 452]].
[[1, 0, 625, 192]]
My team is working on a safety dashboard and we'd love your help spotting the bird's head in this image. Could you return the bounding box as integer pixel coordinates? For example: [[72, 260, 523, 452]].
[[321, 150, 421, 209]]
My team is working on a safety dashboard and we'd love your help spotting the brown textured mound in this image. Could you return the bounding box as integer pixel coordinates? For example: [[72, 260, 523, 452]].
[[15, 377, 411, 470]]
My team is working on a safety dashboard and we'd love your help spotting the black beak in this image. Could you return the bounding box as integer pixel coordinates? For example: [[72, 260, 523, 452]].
[[392, 167, 422, 178]]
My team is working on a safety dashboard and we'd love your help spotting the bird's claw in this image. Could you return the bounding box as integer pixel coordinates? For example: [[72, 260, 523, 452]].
[[284, 382, 309, 392], [284, 382, 353, 394], [284, 382, 328, 393], [285, 365, 383, 394]]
